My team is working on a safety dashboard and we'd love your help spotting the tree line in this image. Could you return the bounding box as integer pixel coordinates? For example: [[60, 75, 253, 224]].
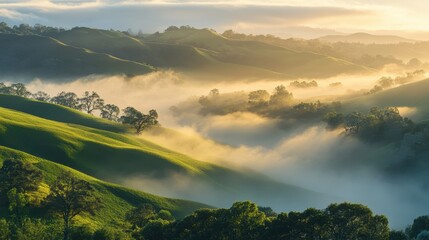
[[0, 82, 158, 133], [0, 158, 428, 239], [173, 86, 341, 121]]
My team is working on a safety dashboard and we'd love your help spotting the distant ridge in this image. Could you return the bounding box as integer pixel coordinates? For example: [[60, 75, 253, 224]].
[[317, 32, 417, 44]]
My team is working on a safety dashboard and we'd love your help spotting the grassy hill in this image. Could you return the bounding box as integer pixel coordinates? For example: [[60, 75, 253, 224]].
[[144, 27, 370, 78], [0, 94, 127, 133], [48, 27, 289, 80], [41, 27, 370, 80], [0, 146, 208, 229], [49, 27, 213, 69], [344, 78, 429, 120], [0, 94, 332, 211], [0, 34, 154, 80], [317, 32, 417, 44]]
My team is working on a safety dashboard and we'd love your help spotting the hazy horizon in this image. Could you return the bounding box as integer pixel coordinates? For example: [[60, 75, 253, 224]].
[[1, 0, 429, 40]]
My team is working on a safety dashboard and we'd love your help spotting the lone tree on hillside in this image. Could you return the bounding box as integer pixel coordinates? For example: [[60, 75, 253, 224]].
[[78, 91, 104, 114], [120, 107, 159, 133], [45, 171, 101, 240]]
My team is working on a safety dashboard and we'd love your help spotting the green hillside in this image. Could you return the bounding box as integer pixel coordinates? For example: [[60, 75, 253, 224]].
[[317, 32, 416, 44], [49, 27, 212, 69], [344, 78, 429, 120], [0, 95, 331, 210], [49, 27, 288, 80], [0, 146, 208, 229], [144, 27, 370, 78], [0, 94, 127, 133], [0, 34, 154, 80], [43, 27, 370, 80]]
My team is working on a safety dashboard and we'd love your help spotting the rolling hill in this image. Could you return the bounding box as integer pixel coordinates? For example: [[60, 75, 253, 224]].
[[317, 32, 417, 44], [344, 78, 429, 121], [143, 27, 370, 78], [47, 27, 291, 80], [0, 146, 208, 229], [0, 94, 333, 212], [0, 34, 154, 80]]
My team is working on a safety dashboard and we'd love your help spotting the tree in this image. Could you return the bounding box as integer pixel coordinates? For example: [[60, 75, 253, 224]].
[[140, 219, 170, 240], [0, 159, 43, 195], [9, 83, 31, 97], [50, 92, 79, 109], [323, 112, 344, 130], [389, 230, 408, 240], [225, 201, 266, 240], [126, 203, 158, 229], [410, 216, 429, 239], [45, 171, 101, 240], [32, 91, 50, 102], [418, 230, 429, 240], [120, 107, 159, 133], [248, 90, 270, 106], [100, 104, 120, 121], [78, 91, 104, 114], [7, 188, 29, 226], [0, 219, 9, 239], [269, 85, 293, 106], [325, 203, 388, 240]]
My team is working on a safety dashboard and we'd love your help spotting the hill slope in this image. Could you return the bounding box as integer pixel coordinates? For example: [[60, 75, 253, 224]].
[[317, 32, 417, 44], [0, 95, 332, 210], [48, 27, 289, 80], [0, 145, 208, 228], [0, 34, 154, 80], [144, 27, 370, 78], [344, 78, 429, 120]]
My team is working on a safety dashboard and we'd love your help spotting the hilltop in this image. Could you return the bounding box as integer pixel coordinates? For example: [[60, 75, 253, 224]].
[[344, 78, 429, 120], [0, 34, 154, 80], [317, 32, 417, 44], [0, 25, 371, 81]]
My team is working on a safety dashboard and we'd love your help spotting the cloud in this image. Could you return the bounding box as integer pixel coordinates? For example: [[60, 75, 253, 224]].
[[0, 1, 375, 37], [0, 8, 36, 20]]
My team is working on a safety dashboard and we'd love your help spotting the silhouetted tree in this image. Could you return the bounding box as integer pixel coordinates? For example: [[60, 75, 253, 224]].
[[120, 107, 159, 133], [269, 85, 293, 106], [32, 91, 50, 102], [410, 216, 429, 239], [100, 104, 120, 121], [51, 92, 79, 109], [389, 230, 408, 240], [78, 91, 104, 114], [248, 90, 270, 106], [418, 230, 429, 240]]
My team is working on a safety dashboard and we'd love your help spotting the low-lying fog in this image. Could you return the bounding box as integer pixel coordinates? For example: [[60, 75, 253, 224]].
[[19, 69, 429, 228]]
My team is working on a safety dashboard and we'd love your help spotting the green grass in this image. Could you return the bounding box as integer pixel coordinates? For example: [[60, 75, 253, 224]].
[[45, 27, 369, 80], [0, 146, 209, 229], [0, 95, 331, 212], [144, 28, 370, 78], [344, 78, 429, 121], [0, 33, 154, 80], [0, 94, 127, 133]]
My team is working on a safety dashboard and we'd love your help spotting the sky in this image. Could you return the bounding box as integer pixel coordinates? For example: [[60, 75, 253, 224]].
[[0, 0, 428, 38]]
